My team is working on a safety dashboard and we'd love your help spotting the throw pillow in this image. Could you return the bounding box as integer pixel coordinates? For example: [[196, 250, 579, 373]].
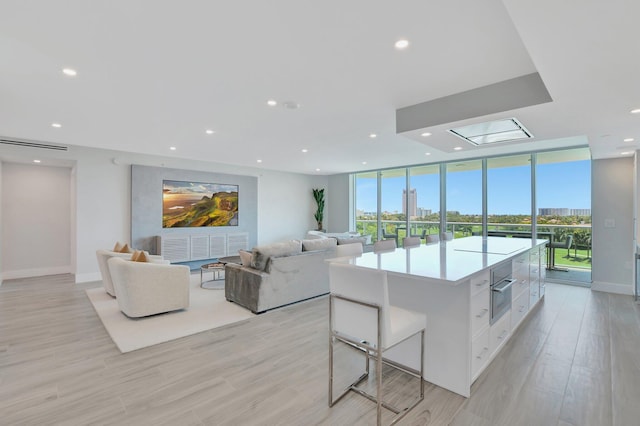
[[113, 241, 123, 252], [119, 243, 132, 253], [302, 238, 337, 252], [238, 249, 252, 266], [130, 250, 141, 261], [135, 251, 150, 262]]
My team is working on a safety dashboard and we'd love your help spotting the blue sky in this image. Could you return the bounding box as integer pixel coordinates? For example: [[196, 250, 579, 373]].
[[356, 160, 591, 215]]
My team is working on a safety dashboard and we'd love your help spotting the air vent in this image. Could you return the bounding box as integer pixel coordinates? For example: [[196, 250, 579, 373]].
[[448, 118, 532, 146], [0, 138, 68, 151]]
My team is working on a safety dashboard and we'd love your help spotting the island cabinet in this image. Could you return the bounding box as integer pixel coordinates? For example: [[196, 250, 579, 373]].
[[351, 237, 548, 397]]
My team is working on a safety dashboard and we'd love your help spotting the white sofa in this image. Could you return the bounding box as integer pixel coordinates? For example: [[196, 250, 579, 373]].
[[107, 257, 190, 318], [96, 249, 165, 297], [305, 230, 372, 245]]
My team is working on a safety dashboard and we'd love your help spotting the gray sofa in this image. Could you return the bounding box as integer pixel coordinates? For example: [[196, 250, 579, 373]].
[[224, 238, 338, 313]]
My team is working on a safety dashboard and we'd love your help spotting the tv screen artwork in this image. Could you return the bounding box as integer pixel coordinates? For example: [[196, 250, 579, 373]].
[[162, 180, 238, 228]]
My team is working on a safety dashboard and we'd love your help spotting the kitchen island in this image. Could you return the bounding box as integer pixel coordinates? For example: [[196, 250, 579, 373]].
[[333, 236, 547, 397]]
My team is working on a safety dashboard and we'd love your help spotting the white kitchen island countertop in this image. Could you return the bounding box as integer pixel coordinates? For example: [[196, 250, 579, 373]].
[[346, 236, 548, 283]]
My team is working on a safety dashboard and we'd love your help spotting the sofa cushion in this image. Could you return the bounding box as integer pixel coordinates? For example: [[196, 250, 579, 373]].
[[251, 240, 302, 271], [336, 237, 367, 247], [238, 249, 252, 266], [302, 238, 337, 252]]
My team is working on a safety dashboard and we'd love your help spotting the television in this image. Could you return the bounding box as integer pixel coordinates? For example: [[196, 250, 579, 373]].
[[162, 180, 238, 228]]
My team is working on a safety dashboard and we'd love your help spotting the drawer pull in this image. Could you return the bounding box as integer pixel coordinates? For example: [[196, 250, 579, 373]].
[[475, 309, 488, 318], [476, 347, 489, 359], [498, 331, 508, 340], [518, 305, 526, 313], [475, 280, 488, 287]]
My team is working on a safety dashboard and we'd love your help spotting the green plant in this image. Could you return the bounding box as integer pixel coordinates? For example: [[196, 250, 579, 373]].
[[312, 188, 325, 231]]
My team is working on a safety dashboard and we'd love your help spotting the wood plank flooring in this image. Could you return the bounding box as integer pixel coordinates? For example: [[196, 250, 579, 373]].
[[1, 275, 639, 425]]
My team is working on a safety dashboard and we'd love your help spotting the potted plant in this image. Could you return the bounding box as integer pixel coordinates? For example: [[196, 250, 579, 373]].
[[312, 188, 325, 231]]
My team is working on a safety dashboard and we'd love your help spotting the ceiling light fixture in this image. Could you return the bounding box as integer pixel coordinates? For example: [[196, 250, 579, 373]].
[[301, 149, 308, 153], [267, 99, 277, 107], [421, 132, 432, 137], [394, 39, 409, 50], [257, 159, 262, 163], [51, 123, 62, 128], [630, 108, 640, 114], [62, 68, 77, 76], [205, 129, 215, 135], [425, 152, 431, 156], [169, 146, 176, 151], [315, 168, 321, 172], [449, 117, 532, 146], [454, 146, 463, 151], [33, 159, 41, 163], [369, 133, 377, 139], [621, 151, 633, 155], [362, 161, 367, 165], [623, 138, 634, 142]]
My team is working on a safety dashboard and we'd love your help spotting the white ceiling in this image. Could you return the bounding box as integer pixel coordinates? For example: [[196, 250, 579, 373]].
[[1, 0, 639, 174]]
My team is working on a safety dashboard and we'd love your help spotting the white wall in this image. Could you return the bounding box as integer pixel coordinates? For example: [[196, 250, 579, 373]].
[[0, 143, 329, 283], [0, 161, 3, 283], [591, 157, 635, 294], [1, 162, 72, 279]]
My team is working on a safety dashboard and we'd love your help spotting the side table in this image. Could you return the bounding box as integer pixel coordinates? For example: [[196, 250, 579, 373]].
[[200, 262, 226, 289]]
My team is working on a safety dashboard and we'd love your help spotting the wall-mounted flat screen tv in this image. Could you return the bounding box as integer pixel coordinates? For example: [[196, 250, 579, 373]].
[[162, 180, 238, 228]]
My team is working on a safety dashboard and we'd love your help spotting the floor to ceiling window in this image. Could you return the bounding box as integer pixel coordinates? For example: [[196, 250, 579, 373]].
[[350, 147, 592, 284], [380, 168, 407, 245], [487, 154, 532, 236], [409, 164, 440, 241], [536, 148, 591, 283], [446, 159, 482, 238], [354, 171, 379, 242]]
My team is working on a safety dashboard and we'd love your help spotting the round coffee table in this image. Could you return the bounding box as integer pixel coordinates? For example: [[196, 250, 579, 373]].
[[200, 262, 226, 289]]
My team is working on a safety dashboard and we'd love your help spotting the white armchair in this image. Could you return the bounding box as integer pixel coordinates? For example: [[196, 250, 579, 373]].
[[96, 249, 166, 297], [107, 257, 190, 318]]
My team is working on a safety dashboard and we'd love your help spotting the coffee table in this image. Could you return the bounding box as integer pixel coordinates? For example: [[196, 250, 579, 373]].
[[200, 262, 226, 289]]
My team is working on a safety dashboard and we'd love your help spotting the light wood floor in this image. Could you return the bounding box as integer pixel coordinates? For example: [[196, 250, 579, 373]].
[[1, 275, 639, 425]]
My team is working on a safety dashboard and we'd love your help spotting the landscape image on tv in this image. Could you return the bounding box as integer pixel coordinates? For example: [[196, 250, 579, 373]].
[[162, 180, 238, 228]]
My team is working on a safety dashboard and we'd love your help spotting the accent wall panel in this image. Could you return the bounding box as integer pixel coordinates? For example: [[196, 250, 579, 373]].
[[131, 165, 258, 256]]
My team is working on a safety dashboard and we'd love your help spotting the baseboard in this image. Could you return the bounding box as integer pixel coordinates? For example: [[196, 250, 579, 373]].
[[75, 272, 102, 284], [591, 281, 634, 296], [2, 265, 72, 280]]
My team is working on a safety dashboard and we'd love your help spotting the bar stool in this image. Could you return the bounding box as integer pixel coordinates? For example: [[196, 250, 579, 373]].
[[328, 263, 426, 426], [335, 242, 364, 257], [548, 234, 573, 271], [373, 239, 397, 253], [402, 236, 421, 248], [425, 234, 440, 244]]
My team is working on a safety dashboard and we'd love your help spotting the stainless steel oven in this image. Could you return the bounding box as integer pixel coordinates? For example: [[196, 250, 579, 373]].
[[490, 262, 515, 325]]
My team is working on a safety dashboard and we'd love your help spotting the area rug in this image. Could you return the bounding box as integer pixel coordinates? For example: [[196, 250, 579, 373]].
[[85, 274, 254, 353]]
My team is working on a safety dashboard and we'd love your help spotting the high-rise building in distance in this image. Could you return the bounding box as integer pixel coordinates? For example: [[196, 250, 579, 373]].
[[403, 188, 417, 218]]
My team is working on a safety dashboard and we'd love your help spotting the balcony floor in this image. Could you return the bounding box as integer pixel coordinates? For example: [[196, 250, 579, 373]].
[[546, 267, 591, 285]]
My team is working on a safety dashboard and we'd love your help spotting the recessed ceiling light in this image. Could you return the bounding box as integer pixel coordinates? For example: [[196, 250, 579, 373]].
[[425, 152, 431, 156], [454, 146, 463, 151], [267, 99, 277, 107], [394, 39, 409, 50], [421, 132, 432, 137], [315, 168, 321, 172], [205, 129, 215, 135], [62, 68, 77, 76], [51, 123, 62, 128], [369, 133, 377, 139], [257, 159, 262, 163], [623, 138, 634, 142], [33, 159, 41, 163], [169, 146, 176, 151], [630, 108, 640, 114], [621, 151, 633, 155], [362, 161, 367, 165], [301, 149, 308, 153]]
